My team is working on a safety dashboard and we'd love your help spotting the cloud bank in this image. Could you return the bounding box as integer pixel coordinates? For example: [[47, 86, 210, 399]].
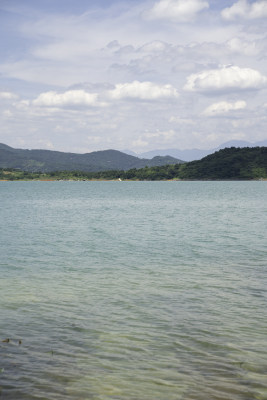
[[109, 81, 179, 100], [203, 100, 247, 116], [0, 0, 267, 152], [184, 66, 267, 93], [221, 0, 267, 21], [33, 90, 99, 108], [0, 91, 18, 100], [143, 0, 209, 22]]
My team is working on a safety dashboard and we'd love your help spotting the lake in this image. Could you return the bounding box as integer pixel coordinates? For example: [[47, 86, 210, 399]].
[[0, 181, 266, 400]]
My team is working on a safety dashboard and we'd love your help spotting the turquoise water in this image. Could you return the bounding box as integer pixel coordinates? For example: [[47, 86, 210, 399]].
[[0, 181, 266, 400]]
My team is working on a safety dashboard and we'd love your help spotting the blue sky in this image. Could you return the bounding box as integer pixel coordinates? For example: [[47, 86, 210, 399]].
[[0, 0, 266, 153]]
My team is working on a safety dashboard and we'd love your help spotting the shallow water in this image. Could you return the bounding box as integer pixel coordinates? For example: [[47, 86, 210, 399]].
[[0, 181, 266, 399]]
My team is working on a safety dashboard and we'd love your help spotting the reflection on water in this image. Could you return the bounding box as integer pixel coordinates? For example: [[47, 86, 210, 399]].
[[0, 181, 266, 400]]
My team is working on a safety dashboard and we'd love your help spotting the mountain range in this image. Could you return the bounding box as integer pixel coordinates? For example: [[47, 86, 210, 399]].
[[1, 146, 266, 181], [0, 143, 183, 172], [124, 140, 267, 161], [1, 140, 266, 173]]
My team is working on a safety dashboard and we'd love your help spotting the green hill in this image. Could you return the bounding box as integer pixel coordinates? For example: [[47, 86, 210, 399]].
[[177, 146, 267, 180], [125, 147, 266, 180], [0, 143, 182, 172]]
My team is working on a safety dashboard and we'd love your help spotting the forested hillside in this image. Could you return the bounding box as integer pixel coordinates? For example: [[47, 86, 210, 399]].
[[177, 146, 267, 180], [0, 143, 182, 172]]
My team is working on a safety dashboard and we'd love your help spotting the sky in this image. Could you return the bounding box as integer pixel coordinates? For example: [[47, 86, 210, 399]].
[[0, 0, 267, 153]]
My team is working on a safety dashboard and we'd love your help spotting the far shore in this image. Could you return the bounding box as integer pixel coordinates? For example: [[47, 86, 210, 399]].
[[1, 178, 266, 182]]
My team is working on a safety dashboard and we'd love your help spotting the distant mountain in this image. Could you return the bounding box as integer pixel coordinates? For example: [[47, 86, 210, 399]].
[[136, 148, 210, 161], [0, 143, 183, 172], [126, 140, 267, 161]]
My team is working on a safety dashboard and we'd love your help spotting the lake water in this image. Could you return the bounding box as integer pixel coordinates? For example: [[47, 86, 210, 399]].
[[0, 181, 266, 400]]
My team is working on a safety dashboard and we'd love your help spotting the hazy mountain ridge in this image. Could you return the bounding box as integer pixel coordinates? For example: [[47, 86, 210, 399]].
[[0, 144, 183, 172], [125, 140, 267, 161]]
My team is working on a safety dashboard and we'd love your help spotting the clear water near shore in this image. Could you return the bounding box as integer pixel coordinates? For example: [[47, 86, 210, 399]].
[[0, 181, 266, 400]]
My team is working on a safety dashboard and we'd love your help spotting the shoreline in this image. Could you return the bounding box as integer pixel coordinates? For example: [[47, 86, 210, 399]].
[[1, 178, 266, 182]]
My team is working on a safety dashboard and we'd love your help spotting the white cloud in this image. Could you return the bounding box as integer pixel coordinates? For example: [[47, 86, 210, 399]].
[[34, 139, 55, 150], [2, 110, 13, 118], [203, 100, 247, 116], [109, 81, 179, 100], [226, 37, 262, 56], [144, 129, 175, 139], [143, 0, 209, 22], [131, 129, 176, 150], [0, 91, 18, 100], [33, 90, 100, 108], [169, 116, 195, 124], [139, 41, 170, 53], [16, 100, 30, 110], [132, 138, 149, 148], [184, 65, 267, 93], [221, 0, 267, 21]]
